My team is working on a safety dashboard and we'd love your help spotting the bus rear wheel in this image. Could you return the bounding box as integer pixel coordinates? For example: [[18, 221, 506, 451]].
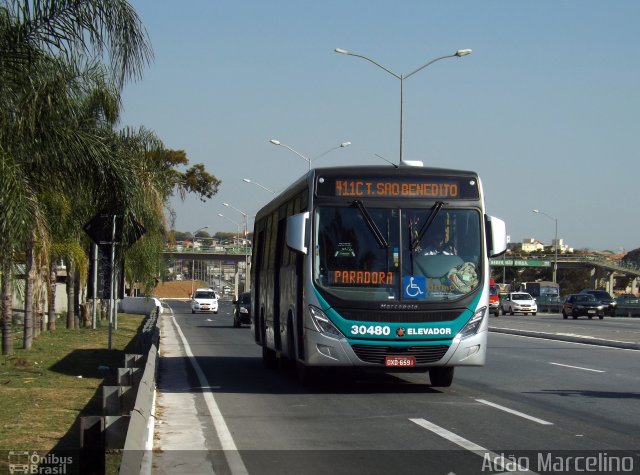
[[429, 367, 454, 387]]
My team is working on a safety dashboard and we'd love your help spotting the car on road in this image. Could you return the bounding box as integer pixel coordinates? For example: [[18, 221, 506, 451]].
[[232, 292, 251, 327], [562, 293, 605, 319], [580, 289, 616, 316], [501, 292, 537, 315], [191, 288, 219, 314], [489, 285, 500, 317]]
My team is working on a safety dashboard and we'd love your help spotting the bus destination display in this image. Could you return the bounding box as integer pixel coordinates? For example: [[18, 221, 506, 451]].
[[317, 176, 479, 199]]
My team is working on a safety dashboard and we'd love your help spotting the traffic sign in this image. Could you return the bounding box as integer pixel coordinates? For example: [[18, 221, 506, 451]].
[[84, 212, 146, 248]]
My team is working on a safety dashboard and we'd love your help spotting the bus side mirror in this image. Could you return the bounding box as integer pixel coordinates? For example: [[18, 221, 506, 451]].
[[487, 215, 507, 257], [286, 212, 309, 254]]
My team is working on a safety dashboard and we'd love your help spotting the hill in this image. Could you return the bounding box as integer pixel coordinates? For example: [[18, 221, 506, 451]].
[[153, 280, 206, 299]]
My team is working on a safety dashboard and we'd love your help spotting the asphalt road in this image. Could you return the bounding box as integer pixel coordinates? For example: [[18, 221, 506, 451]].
[[152, 302, 640, 475]]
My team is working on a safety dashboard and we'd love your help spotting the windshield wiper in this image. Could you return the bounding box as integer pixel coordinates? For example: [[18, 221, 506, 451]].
[[352, 200, 388, 249], [410, 201, 445, 252]]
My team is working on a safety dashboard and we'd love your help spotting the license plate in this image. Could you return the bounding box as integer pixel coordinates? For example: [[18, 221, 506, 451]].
[[385, 356, 416, 367], [588, 310, 595, 314], [201, 307, 209, 311]]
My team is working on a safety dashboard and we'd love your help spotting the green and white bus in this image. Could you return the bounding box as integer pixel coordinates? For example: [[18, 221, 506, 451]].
[[251, 165, 506, 386]]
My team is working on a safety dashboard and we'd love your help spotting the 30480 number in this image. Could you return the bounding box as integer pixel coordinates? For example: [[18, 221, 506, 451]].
[[350, 325, 391, 336]]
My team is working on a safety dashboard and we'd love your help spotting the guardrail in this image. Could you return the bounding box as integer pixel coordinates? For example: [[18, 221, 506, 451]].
[[534, 296, 563, 313], [615, 304, 640, 317], [78, 300, 161, 474], [532, 296, 640, 317], [119, 310, 159, 475]]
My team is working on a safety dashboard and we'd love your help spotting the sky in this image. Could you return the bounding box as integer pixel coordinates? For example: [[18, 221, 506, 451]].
[[121, 1, 639, 253]]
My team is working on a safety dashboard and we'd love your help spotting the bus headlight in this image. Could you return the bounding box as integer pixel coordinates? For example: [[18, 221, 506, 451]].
[[308, 306, 343, 338], [458, 307, 486, 339]]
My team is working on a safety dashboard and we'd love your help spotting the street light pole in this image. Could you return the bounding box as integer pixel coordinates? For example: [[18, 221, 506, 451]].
[[269, 139, 351, 171], [532, 209, 558, 283], [243, 178, 275, 194], [218, 213, 242, 295], [223, 203, 250, 291], [191, 225, 209, 297], [334, 47, 472, 167]]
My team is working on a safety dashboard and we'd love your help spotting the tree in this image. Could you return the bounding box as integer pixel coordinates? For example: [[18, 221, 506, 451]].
[[1, 0, 152, 353]]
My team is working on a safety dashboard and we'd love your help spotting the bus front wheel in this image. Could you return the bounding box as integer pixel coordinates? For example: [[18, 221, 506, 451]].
[[429, 367, 454, 387]]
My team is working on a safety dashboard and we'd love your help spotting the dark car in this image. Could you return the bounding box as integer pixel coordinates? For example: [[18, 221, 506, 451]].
[[562, 294, 605, 320], [232, 292, 251, 327], [580, 289, 617, 316]]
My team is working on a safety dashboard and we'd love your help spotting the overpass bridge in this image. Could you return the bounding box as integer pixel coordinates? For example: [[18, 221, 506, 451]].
[[490, 254, 640, 292], [162, 246, 251, 289]]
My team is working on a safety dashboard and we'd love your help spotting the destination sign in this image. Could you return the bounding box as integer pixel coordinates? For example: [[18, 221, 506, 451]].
[[317, 175, 479, 199]]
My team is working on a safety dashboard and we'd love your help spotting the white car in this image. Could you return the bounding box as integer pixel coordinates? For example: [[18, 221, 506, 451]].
[[191, 288, 219, 314], [501, 292, 537, 316]]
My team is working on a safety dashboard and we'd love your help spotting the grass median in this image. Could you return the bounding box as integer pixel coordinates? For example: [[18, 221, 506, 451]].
[[0, 314, 144, 456]]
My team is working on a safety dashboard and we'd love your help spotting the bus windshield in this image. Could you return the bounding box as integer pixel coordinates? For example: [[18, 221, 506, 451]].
[[314, 206, 482, 302]]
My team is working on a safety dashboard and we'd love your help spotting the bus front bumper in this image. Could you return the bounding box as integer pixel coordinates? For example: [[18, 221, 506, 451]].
[[303, 328, 487, 368]]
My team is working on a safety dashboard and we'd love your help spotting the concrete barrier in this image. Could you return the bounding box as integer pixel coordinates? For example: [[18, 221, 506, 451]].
[[119, 297, 162, 315], [615, 304, 640, 317], [119, 311, 160, 475]]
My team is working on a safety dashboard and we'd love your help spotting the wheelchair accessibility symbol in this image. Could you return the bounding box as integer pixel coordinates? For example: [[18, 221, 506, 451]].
[[403, 276, 426, 300]]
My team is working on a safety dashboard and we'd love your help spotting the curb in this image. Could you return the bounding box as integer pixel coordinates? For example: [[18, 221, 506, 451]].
[[489, 327, 640, 351]]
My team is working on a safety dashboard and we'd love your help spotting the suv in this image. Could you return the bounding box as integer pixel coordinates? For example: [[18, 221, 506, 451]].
[[232, 292, 251, 327], [191, 288, 219, 314], [580, 289, 616, 316], [501, 292, 537, 316]]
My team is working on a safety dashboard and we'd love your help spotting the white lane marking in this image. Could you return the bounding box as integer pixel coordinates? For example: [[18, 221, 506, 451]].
[[410, 418, 537, 474], [549, 362, 605, 373], [491, 331, 639, 352], [171, 314, 249, 475], [475, 399, 553, 425]]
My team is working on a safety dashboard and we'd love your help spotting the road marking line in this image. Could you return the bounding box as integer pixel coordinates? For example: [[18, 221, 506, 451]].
[[549, 362, 605, 373], [170, 314, 249, 475], [475, 399, 553, 425], [409, 418, 537, 474]]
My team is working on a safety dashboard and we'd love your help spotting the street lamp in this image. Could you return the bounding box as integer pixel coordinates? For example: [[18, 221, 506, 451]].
[[532, 209, 559, 283], [269, 139, 351, 171], [334, 47, 472, 167], [243, 178, 275, 194], [191, 225, 209, 297], [218, 213, 243, 295], [222, 202, 250, 292]]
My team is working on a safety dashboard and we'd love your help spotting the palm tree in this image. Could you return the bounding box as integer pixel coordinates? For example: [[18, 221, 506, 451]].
[[1, 0, 153, 353]]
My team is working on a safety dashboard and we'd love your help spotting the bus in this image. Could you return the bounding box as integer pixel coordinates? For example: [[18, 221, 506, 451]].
[[251, 165, 506, 387], [517, 281, 560, 302]]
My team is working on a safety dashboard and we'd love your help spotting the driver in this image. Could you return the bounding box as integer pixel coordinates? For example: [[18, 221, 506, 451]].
[[423, 221, 455, 255]]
